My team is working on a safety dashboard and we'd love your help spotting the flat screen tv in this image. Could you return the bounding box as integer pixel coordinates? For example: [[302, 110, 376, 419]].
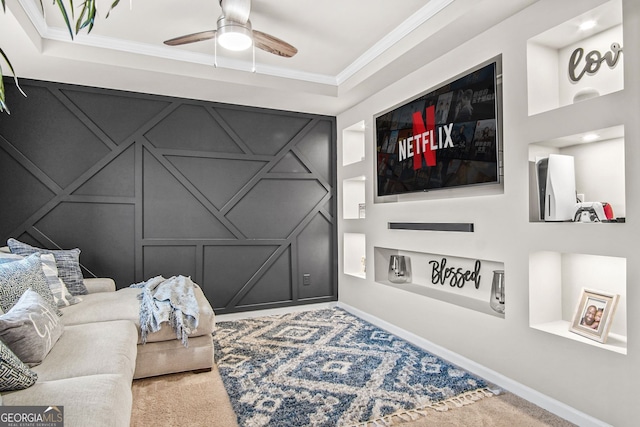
[[375, 59, 501, 197]]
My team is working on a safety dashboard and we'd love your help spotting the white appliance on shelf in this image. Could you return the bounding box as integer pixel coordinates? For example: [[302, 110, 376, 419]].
[[536, 154, 576, 221]]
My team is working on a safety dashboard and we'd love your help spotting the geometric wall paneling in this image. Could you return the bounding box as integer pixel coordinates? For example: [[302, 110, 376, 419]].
[[203, 245, 280, 310], [61, 89, 172, 146], [0, 144, 56, 239], [33, 201, 136, 287], [0, 84, 111, 189], [269, 151, 311, 174], [237, 246, 293, 307], [321, 199, 334, 220], [294, 119, 334, 184], [142, 148, 237, 239], [144, 104, 243, 154], [166, 155, 268, 210], [1, 77, 336, 313], [216, 107, 312, 156], [142, 245, 198, 284], [225, 179, 329, 239], [296, 214, 334, 300], [73, 144, 136, 197]]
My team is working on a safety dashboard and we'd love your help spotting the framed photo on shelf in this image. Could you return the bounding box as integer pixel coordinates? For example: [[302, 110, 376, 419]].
[[569, 288, 619, 344]]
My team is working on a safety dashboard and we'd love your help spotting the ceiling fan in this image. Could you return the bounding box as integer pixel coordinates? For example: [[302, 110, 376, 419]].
[[163, 0, 298, 58]]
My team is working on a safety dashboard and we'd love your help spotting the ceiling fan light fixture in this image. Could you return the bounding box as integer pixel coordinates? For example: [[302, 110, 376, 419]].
[[217, 17, 253, 51]]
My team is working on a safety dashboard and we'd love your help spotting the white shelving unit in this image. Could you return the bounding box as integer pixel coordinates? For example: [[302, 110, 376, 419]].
[[525, 0, 627, 354], [342, 121, 366, 166], [526, 0, 623, 115], [529, 252, 627, 354], [340, 121, 367, 279], [342, 176, 366, 219], [343, 233, 366, 279], [374, 247, 505, 318], [528, 125, 625, 222]]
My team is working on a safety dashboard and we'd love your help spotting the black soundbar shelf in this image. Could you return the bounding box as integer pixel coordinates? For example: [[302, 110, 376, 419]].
[[388, 222, 474, 232]]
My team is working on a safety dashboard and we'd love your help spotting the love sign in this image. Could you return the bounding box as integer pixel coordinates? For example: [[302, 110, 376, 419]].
[[568, 42, 623, 83]]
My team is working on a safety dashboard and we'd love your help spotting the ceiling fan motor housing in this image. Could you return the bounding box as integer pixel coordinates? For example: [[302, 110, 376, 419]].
[[217, 16, 253, 51]]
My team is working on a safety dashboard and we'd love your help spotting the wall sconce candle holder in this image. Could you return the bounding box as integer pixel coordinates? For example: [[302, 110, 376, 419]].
[[490, 270, 505, 314], [388, 255, 410, 283]]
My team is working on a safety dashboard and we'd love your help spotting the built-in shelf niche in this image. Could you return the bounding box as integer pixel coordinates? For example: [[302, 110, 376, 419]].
[[342, 176, 366, 219], [528, 125, 625, 222], [374, 247, 504, 318], [529, 251, 627, 354], [342, 120, 365, 166], [344, 233, 366, 279], [526, 0, 623, 116]]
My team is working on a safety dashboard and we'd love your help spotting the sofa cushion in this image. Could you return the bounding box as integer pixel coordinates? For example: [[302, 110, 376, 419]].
[[84, 277, 116, 293], [7, 239, 88, 296], [2, 374, 133, 427], [0, 289, 64, 367], [0, 253, 59, 315], [32, 320, 138, 381], [0, 340, 38, 391], [60, 287, 215, 344]]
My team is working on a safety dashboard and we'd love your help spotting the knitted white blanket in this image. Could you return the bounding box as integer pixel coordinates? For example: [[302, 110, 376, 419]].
[[130, 275, 200, 347]]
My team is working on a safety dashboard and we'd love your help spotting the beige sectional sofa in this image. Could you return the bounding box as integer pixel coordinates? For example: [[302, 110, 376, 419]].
[[2, 317, 138, 426], [0, 276, 216, 426], [60, 278, 216, 379]]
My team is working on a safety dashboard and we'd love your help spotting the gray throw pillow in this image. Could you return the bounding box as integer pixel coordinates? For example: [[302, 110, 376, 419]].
[[7, 239, 88, 296], [0, 339, 38, 391], [0, 289, 64, 367], [0, 253, 82, 308], [40, 254, 82, 308], [0, 253, 60, 315], [0, 253, 23, 264]]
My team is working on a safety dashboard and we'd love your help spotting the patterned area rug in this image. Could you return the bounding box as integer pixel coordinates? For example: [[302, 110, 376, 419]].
[[214, 308, 492, 426]]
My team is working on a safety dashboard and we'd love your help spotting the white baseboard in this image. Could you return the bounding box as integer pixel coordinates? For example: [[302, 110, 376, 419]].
[[337, 301, 611, 427]]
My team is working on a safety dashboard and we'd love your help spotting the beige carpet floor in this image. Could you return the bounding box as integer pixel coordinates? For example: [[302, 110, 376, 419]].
[[130, 365, 576, 427]]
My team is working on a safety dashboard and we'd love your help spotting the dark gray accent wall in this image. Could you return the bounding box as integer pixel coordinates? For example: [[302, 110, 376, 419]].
[[0, 78, 337, 314]]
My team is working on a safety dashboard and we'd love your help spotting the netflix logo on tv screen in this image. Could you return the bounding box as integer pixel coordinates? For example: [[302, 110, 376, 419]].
[[375, 60, 500, 196]]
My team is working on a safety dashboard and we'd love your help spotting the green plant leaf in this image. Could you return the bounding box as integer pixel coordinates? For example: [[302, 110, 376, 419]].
[[0, 85, 7, 114], [1, 46, 28, 115], [2, 0, 121, 114], [106, 0, 121, 18], [53, 0, 75, 39], [0, 47, 27, 97], [76, 0, 97, 33]]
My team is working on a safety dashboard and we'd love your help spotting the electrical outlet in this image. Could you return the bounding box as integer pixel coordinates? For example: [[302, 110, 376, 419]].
[[303, 274, 311, 286]]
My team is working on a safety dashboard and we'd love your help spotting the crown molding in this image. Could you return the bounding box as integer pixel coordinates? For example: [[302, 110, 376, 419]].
[[335, 0, 455, 85], [16, 0, 449, 89]]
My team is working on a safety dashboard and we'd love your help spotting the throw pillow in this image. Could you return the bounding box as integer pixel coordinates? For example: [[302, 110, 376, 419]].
[[0, 253, 59, 315], [0, 289, 64, 367], [0, 253, 81, 308], [40, 254, 82, 308], [0, 340, 38, 391], [7, 239, 88, 296], [0, 252, 24, 264]]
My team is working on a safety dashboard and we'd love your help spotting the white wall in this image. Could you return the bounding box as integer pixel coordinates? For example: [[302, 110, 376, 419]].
[[337, 0, 639, 425]]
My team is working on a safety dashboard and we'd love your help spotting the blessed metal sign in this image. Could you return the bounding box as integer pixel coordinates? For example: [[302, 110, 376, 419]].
[[428, 257, 482, 289]]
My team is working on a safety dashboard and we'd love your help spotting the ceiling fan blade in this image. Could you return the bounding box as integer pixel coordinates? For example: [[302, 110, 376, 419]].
[[253, 30, 298, 58], [164, 30, 217, 46]]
